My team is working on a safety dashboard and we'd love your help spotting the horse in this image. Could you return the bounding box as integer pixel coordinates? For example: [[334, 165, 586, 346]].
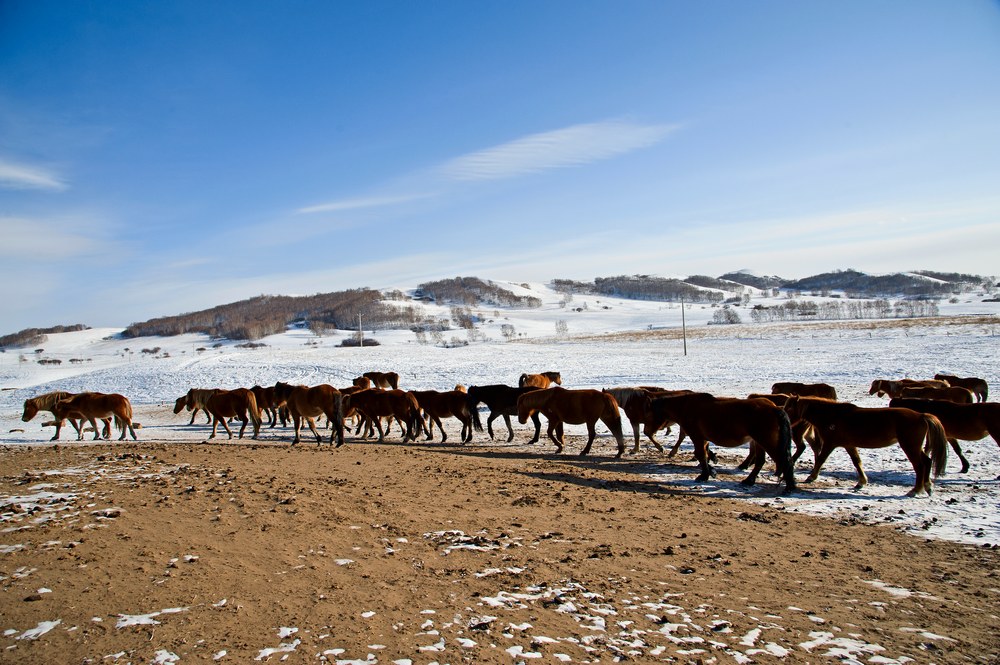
[[410, 389, 474, 444], [890, 398, 1000, 475], [748, 393, 818, 468], [363, 371, 400, 390], [784, 396, 947, 496], [647, 393, 795, 493], [897, 385, 976, 404], [770, 382, 837, 400], [342, 389, 421, 443], [603, 387, 664, 453], [205, 388, 262, 440], [517, 387, 625, 457], [352, 376, 372, 390], [50, 392, 137, 441], [868, 378, 949, 398], [172, 388, 218, 425], [934, 374, 988, 402], [465, 384, 543, 443], [250, 385, 285, 428], [21, 391, 109, 439], [273, 382, 345, 446], [518, 371, 562, 389]]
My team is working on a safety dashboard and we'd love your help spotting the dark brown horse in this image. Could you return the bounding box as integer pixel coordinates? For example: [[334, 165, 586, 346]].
[[518, 371, 562, 389], [648, 393, 795, 493], [363, 371, 400, 390], [466, 384, 543, 443], [273, 382, 345, 445], [934, 374, 988, 402], [410, 389, 474, 443], [205, 388, 262, 440], [897, 385, 976, 404], [771, 382, 837, 400], [342, 389, 421, 442], [890, 398, 1000, 475], [172, 388, 217, 425], [784, 396, 947, 496], [250, 385, 286, 428], [51, 392, 137, 441], [517, 387, 625, 457], [869, 378, 949, 398]]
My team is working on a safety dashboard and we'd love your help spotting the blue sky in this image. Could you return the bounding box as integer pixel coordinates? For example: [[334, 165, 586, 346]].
[[1, 1, 999, 332]]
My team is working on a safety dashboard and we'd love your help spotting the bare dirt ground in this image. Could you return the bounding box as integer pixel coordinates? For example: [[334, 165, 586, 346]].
[[2, 419, 999, 664]]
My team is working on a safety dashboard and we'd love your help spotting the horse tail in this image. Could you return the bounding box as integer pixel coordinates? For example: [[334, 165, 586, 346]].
[[333, 392, 345, 445], [518, 373, 528, 388], [466, 393, 483, 431], [924, 414, 948, 478], [982, 383, 989, 402], [776, 409, 796, 493], [247, 391, 262, 429], [122, 396, 134, 423]]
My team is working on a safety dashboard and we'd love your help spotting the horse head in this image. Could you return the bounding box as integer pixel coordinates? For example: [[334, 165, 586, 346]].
[[21, 399, 38, 422], [173, 396, 188, 414]]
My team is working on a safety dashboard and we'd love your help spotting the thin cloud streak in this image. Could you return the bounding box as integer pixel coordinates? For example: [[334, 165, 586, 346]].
[[0, 158, 67, 190], [297, 192, 434, 214], [439, 120, 679, 181]]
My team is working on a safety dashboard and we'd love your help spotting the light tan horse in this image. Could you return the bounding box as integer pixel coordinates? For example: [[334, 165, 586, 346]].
[[890, 398, 1000, 476], [784, 396, 947, 496], [648, 393, 795, 493], [342, 389, 421, 442], [518, 371, 562, 389], [363, 371, 400, 390], [897, 385, 976, 404], [172, 388, 218, 425], [517, 387, 625, 457], [21, 390, 108, 438], [205, 388, 262, 440], [51, 392, 137, 441], [410, 389, 474, 443], [273, 382, 345, 445], [934, 374, 988, 402]]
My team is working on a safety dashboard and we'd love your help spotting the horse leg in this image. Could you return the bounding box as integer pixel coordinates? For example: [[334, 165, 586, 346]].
[[843, 447, 868, 491], [737, 448, 755, 471], [898, 441, 931, 497], [580, 422, 597, 456], [237, 414, 249, 439], [629, 417, 641, 454], [741, 446, 767, 486], [89, 417, 102, 441], [219, 415, 235, 440], [209, 417, 219, 440], [692, 437, 715, 482], [947, 438, 970, 474], [546, 419, 563, 453], [433, 416, 446, 443], [305, 417, 322, 444], [291, 414, 302, 444]]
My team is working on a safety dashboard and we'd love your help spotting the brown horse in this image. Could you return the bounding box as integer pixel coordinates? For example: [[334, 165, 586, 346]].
[[890, 398, 1000, 475], [51, 392, 137, 441], [466, 384, 543, 443], [205, 388, 262, 440], [869, 378, 949, 398], [784, 396, 947, 496], [342, 389, 421, 442], [934, 374, 988, 402], [648, 393, 795, 493], [250, 385, 286, 428], [897, 385, 976, 404], [363, 371, 400, 390], [771, 382, 837, 400], [21, 391, 108, 438], [410, 389, 474, 443], [517, 387, 625, 457], [603, 387, 664, 453], [273, 382, 345, 445], [172, 388, 218, 425], [519, 371, 562, 389], [352, 376, 372, 389], [748, 393, 818, 468]]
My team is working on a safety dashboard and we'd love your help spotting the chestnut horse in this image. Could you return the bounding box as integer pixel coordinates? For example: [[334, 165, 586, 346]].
[[342, 389, 421, 443], [410, 389, 474, 443], [869, 378, 949, 398], [517, 387, 625, 457], [21, 391, 107, 438], [890, 398, 1000, 475], [250, 385, 285, 428], [466, 384, 543, 443], [770, 382, 837, 400], [273, 382, 345, 446], [784, 396, 947, 496], [205, 388, 262, 440], [898, 385, 976, 404], [518, 371, 562, 389], [648, 393, 795, 493], [363, 371, 400, 390], [934, 374, 988, 402], [51, 392, 137, 441], [172, 388, 217, 425]]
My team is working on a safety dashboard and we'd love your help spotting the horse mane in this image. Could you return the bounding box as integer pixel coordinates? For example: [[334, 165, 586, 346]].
[[27, 391, 74, 411], [603, 387, 647, 409]]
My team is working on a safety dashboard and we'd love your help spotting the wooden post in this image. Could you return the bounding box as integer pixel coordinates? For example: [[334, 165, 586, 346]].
[[358, 314, 363, 347], [681, 296, 687, 356]]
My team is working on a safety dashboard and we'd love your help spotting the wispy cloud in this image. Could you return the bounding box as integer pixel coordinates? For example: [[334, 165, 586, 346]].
[[0, 158, 67, 190], [0, 216, 100, 259], [439, 120, 679, 181], [298, 193, 433, 214]]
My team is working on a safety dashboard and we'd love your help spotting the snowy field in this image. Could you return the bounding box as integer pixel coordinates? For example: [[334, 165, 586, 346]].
[[2, 283, 998, 547]]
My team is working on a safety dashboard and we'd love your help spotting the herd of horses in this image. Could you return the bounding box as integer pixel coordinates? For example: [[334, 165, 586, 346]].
[[19, 370, 997, 497]]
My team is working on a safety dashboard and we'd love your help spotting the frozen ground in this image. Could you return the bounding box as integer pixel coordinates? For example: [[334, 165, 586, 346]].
[[1, 283, 998, 547]]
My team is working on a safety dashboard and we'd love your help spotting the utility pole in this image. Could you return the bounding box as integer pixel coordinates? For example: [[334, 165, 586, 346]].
[[358, 314, 363, 347], [680, 296, 687, 356]]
